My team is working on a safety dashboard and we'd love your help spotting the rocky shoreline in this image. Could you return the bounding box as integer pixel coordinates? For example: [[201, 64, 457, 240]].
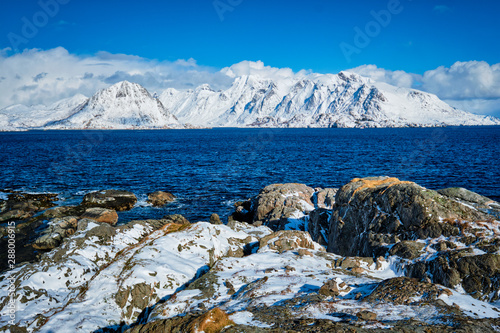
[[1, 177, 500, 332]]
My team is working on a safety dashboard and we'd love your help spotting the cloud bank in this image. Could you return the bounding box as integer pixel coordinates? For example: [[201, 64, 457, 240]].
[[0, 47, 233, 108], [349, 61, 500, 117], [0, 47, 499, 117]]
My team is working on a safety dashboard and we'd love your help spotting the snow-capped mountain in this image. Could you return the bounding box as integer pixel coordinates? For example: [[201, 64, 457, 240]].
[[45, 81, 182, 129], [160, 72, 500, 128], [1, 73, 499, 130], [0, 94, 88, 130]]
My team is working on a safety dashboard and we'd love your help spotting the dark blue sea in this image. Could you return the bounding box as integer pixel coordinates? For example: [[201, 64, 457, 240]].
[[0, 127, 499, 223]]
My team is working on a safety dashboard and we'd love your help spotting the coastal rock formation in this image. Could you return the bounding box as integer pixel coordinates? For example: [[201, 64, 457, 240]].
[[1, 178, 500, 332], [0, 191, 58, 222], [327, 177, 490, 257], [81, 189, 137, 211]]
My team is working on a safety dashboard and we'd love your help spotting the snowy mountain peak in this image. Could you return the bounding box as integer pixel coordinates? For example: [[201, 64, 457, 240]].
[[2, 74, 500, 131], [44, 82, 182, 129]]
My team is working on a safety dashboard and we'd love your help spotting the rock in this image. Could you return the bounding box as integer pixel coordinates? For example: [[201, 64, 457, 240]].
[[314, 188, 337, 209], [334, 257, 374, 270], [406, 251, 500, 302], [162, 214, 190, 225], [439, 187, 500, 219], [0, 192, 58, 222], [307, 208, 331, 246], [327, 177, 490, 257], [229, 200, 253, 224], [364, 277, 450, 305], [147, 191, 176, 207], [187, 307, 234, 333], [297, 248, 313, 257], [40, 205, 85, 219], [80, 207, 118, 225], [351, 267, 364, 274], [124, 308, 234, 333], [432, 240, 457, 252], [0, 209, 32, 223], [389, 241, 425, 260], [81, 190, 137, 211], [318, 279, 339, 296], [233, 183, 315, 230], [258, 230, 321, 253], [209, 213, 222, 225], [356, 310, 377, 321], [32, 216, 79, 250]]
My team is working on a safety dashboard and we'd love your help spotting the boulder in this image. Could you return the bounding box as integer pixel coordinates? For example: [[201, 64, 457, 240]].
[[356, 311, 377, 321], [252, 183, 315, 226], [81, 190, 137, 211], [40, 205, 85, 219], [80, 207, 118, 225], [327, 177, 490, 257], [318, 279, 340, 297], [0, 192, 58, 222], [209, 213, 222, 225], [32, 216, 79, 250], [389, 241, 425, 260], [258, 230, 322, 253], [230, 183, 315, 230], [147, 191, 176, 207], [162, 214, 190, 225]]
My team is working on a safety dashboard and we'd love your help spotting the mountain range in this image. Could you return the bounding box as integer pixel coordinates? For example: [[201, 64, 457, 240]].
[[1, 72, 499, 130]]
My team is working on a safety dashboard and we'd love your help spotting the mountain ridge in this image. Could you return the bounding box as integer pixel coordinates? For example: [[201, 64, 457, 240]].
[[1, 73, 499, 130]]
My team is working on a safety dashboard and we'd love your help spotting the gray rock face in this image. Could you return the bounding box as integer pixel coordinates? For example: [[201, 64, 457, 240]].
[[307, 208, 331, 246], [439, 187, 500, 219], [81, 190, 137, 211], [327, 177, 489, 257], [389, 241, 425, 260]]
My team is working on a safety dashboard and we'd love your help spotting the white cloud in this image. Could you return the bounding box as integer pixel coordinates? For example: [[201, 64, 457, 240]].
[[221, 60, 310, 80], [420, 61, 500, 100], [0, 47, 233, 108], [443, 98, 500, 117], [348, 61, 500, 117], [348, 64, 416, 88]]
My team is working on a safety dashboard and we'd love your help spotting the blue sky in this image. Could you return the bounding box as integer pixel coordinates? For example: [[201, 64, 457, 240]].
[[0, 0, 499, 116], [1, 0, 499, 74]]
